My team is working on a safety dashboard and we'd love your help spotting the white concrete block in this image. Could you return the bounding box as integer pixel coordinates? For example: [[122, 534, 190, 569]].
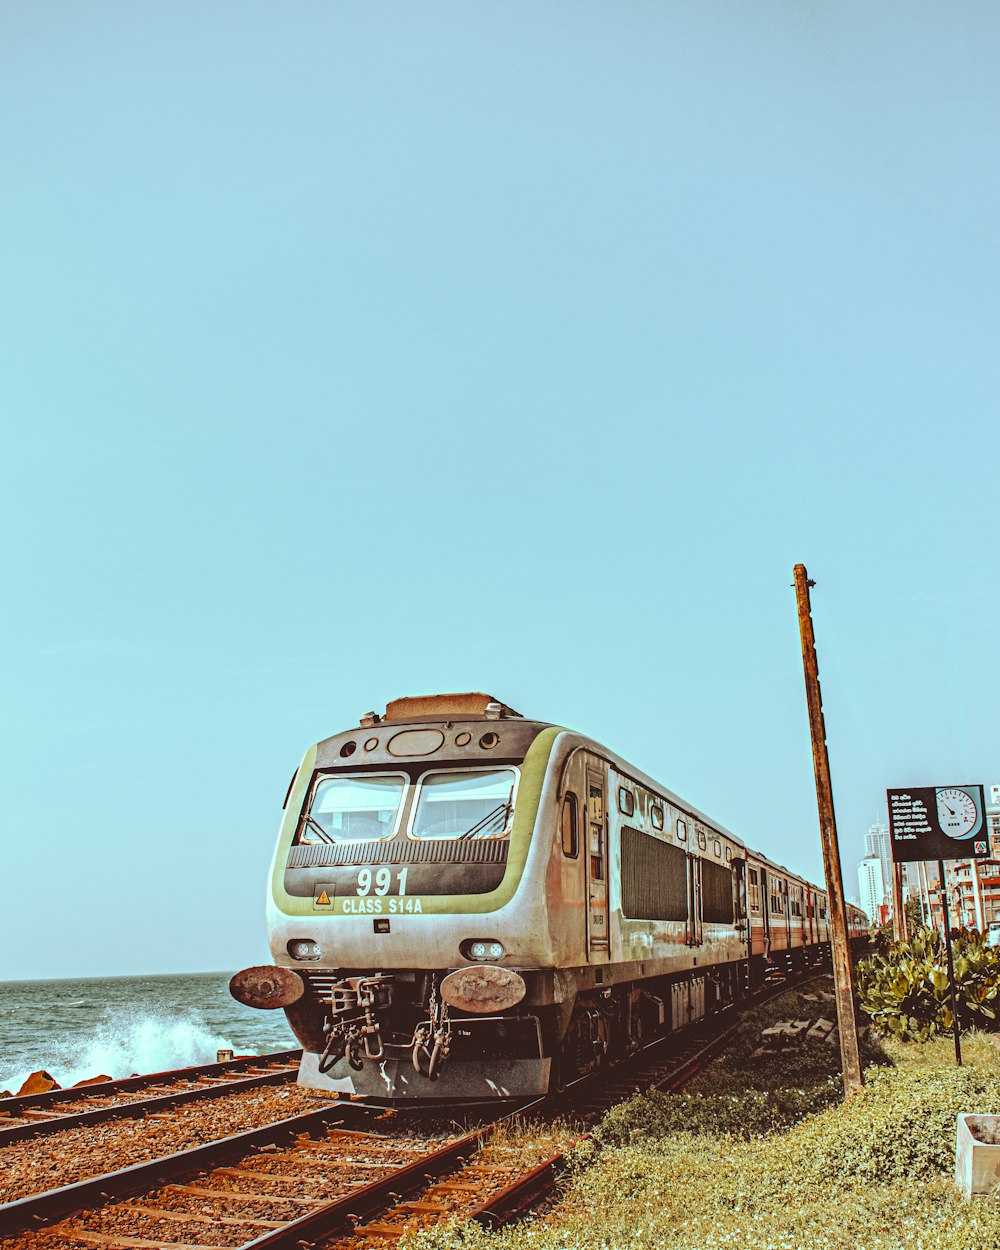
[[955, 1113, 1000, 1199]]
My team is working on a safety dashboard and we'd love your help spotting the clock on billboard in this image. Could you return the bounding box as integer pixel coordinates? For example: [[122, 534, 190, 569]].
[[886, 785, 988, 862]]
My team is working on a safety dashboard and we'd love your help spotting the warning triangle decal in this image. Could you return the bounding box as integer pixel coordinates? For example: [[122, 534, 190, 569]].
[[316, 890, 330, 905]]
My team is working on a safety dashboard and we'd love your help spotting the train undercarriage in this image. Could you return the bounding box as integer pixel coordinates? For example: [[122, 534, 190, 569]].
[[287, 944, 834, 1101]]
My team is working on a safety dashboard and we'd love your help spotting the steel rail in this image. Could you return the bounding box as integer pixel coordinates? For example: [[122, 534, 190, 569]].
[[467, 1028, 747, 1231], [470, 1146, 582, 1228], [0, 1049, 302, 1115], [0, 1101, 361, 1238], [240, 1130, 488, 1250], [238, 1092, 539, 1250], [649, 1020, 743, 1093], [469, 1029, 735, 1231], [0, 1066, 300, 1146]]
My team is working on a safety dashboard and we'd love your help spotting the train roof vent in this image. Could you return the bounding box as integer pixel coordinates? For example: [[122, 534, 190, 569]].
[[378, 693, 522, 725]]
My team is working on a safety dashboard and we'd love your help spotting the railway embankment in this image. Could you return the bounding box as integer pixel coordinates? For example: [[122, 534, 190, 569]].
[[407, 980, 1000, 1250]]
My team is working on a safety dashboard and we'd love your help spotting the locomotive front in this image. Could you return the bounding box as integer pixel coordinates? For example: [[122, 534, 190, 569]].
[[231, 693, 565, 1101]]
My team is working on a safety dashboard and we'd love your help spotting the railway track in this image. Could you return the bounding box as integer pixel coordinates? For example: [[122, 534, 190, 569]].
[[0, 1053, 303, 1147], [0, 970, 827, 1250], [0, 1099, 521, 1250]]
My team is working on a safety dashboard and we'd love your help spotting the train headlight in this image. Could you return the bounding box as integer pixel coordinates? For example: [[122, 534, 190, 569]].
[[462, 939, 505, 961], [287, 939, 321, 962]]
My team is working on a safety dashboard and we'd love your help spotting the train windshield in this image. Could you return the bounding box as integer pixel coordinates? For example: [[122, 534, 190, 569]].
[[410, 769, 516, 840], [297, 773, 406, 843]]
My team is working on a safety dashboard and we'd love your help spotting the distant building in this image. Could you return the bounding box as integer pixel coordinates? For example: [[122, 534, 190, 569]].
[[865, 821, 893, 899], [858, 856, 886, 926]]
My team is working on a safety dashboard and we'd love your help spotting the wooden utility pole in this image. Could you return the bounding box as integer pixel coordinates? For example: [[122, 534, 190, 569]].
[[793, 565, 864, 1097]]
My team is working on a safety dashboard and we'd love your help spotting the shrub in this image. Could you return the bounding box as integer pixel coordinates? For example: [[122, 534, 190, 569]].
[[786, 1048, 1000, 1185], [869, 920, 894, 954], [857, 926, 1000, 1041], [596, 1080, 841, 1145]]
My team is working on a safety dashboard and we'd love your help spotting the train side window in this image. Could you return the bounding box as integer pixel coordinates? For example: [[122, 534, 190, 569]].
[[713, 839, 722, 858], [588, 784, 604, 824], [588, 782, 604, 878], [677, 819, 687, 842], [589, 813, 604, 880], [725, 846, 732, 863], [589, 819, 603, 856], [651, 804, 664, 831], [748, 868, 760, 912], [697, 829, 707, 851], [618, 786, 635, 817], [561, 794, 579, 858]]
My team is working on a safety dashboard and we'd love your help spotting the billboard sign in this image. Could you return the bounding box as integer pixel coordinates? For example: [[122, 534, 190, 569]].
[[886, 785, 989, 863]]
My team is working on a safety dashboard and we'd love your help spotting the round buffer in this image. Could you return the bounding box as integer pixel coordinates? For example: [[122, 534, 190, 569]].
[[229, 965, 305, 1010]]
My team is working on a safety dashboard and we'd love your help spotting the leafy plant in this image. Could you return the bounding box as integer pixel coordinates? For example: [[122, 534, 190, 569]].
[[904, 896, 925, 936], [857, 926, 1000, 1041], [868, 919, 894, 954]]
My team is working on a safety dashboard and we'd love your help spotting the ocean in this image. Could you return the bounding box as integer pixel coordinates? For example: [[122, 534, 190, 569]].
[[0, 972, 297, 1095]]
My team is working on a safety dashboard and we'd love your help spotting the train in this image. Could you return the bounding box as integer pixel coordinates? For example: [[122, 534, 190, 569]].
[[230, 693, 868, 1101]]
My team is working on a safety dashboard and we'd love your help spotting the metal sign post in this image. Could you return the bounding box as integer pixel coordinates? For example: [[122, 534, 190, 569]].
[[892, 863, 907, 941], [937, 858, 963, 1066], [792, 565, 863, 1098], [886, 785, 988, 1068]]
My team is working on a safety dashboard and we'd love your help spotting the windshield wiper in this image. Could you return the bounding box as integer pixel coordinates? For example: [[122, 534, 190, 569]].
[[459, 798, 512, 840], [298, 812, 335, 845]]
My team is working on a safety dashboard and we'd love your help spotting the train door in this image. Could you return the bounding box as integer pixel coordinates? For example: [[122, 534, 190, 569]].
[[687, 854, 703, 946], [759, 866, 772, 956], [784, 881, 792, 946], [733, 859, 748, 945], [586, 767, 609, 961]]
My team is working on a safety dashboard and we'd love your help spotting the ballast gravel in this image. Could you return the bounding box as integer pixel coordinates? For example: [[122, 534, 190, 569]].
[[0, 1084, 333, 1205], [0, 1124, 462, 1250]]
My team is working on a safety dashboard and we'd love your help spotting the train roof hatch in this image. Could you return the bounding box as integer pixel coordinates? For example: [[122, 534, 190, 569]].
[[363, 693, 523, 726]]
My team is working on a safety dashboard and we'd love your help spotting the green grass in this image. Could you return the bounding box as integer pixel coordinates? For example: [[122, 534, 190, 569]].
[[404, 983, 1000, 1250]]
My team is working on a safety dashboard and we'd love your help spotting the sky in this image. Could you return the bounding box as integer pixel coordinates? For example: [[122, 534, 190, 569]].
[[2, 3, 998, 980]]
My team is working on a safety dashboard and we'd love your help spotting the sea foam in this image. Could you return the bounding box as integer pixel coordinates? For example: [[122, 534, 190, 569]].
[[0, 1012, 238, 1093]]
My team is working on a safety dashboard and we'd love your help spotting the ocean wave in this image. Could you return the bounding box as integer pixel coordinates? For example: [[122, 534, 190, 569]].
[[0, 1011, 238, 1094]]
